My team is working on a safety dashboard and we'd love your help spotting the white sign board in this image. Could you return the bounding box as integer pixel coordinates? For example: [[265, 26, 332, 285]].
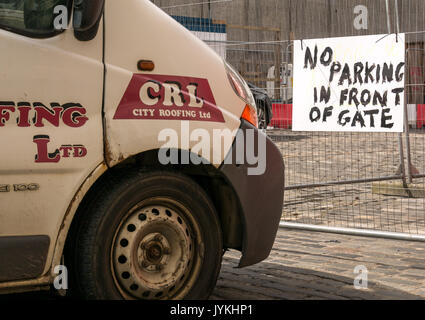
[[293, 34, 405, 132]]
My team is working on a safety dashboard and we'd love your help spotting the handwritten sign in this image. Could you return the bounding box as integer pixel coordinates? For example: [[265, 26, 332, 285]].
[[293, 34, 405, 132]]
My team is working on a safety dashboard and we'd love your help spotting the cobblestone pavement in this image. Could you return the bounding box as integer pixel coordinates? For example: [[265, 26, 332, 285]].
[[2, 228, 425, 300], [211, 228, 425, 300]]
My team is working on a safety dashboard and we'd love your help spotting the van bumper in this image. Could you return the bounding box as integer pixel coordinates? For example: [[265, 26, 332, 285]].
[[220, 120, 285, 267]]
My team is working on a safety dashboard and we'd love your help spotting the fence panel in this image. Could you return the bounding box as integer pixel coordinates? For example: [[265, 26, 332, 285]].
[[153, 0, 425, 237]]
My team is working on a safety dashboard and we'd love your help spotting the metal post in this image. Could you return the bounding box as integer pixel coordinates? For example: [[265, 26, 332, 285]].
[[274, 31, 282, 101], [395, 0, 417, 184], [404, 73, 414, 184], [385, 0, 392, 34], [394, 0, 400, 34], [286, 42, 293, 104], [387, 0, 407, 184]]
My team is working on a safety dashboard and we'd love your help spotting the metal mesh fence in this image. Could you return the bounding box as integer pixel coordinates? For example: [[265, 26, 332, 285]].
[[153, 0, 425, 236]]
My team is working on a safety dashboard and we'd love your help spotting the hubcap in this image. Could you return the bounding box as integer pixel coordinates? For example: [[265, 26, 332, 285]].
[[111, 202, 195, 299]]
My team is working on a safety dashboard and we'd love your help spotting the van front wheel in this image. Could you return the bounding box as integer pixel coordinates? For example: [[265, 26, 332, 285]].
[[72, 170, 223, 300]]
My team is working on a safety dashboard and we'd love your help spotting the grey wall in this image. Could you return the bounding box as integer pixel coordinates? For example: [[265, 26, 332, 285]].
[[152, 0, 425, 42], [151, 0, 425, 102]]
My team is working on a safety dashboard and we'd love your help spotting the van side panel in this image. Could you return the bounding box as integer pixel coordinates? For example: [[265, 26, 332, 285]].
[[0, 236, 50, 282], [0, 24, 104, 280], [103, 0, 243, 167]]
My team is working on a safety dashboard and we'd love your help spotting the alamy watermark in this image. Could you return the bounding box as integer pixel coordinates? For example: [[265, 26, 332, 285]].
[[158, 121, 267, 176], [354, 265, 368, 289], [53, 265, 68, 290], [53, 5, 68, 30], [354, 5, 368, 30]]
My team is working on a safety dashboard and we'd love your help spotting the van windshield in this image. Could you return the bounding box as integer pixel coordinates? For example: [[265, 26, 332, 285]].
[[0, 0, 69, 36]]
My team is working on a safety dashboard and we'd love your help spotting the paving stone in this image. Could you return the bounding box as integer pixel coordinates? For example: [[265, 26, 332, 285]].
[[401, 258, 425, 265], [401, 274, 425, 281], [377, 277, 421, 287], [211, 229, 425, 300], [400, 269, 425, 277], [3, 228, 425, 300]]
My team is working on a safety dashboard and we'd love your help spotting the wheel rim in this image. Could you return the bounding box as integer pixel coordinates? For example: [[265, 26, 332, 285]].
[[111, 198, 200, 299]]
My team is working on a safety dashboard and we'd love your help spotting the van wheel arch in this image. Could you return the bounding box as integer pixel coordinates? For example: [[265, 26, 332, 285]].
[[62, 149, 244, 295]]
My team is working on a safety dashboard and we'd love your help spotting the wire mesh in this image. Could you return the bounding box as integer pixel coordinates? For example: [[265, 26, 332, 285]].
[[152, 0, 425, 236]]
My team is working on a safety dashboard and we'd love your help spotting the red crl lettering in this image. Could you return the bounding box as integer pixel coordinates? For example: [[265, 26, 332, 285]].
[[17, 103, 32, 127], [34, 103, 62, 127], [34, 136, 88, 163], [114, 74, 225, 123], [0, 102, 88, 127], [0, 105, 15, 127], [33, 135, 61, 163], [73, 145, 87, 158], [59, 145, 74, 158], [62, 106, 88, 127], [139, 80, 204, 108]]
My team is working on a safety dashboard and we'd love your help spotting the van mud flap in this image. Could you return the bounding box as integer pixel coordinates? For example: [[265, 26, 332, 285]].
[[220, 120, 284, 267]]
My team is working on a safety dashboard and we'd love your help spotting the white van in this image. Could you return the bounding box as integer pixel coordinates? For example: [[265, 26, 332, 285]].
[[0, 0, 284, 300]]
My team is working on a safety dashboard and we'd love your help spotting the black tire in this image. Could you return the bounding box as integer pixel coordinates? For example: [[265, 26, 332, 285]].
[[70, 169, 223, 300]]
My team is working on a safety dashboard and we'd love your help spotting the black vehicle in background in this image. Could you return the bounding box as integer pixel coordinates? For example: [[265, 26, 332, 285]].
[[248, 83, 273, 129]]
